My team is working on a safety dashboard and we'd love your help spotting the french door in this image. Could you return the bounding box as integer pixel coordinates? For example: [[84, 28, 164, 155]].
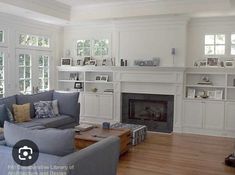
[[0, 48, 8, 97], [16, 49, 52, 94]]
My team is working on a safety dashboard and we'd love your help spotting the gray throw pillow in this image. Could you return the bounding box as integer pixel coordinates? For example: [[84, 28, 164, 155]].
[[34, 101, 55, 118], [52, 100, 59, 116], [4, 121, 75, 156]]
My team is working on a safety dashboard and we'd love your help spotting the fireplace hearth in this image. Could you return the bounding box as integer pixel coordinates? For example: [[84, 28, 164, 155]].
[[122, 93, 174, 133]]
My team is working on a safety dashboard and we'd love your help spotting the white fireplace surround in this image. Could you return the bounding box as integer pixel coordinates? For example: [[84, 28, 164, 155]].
[[113, 67, 184, 132]]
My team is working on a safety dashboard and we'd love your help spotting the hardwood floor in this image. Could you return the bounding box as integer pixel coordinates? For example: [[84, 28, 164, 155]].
[[117, 133, 235, 175]]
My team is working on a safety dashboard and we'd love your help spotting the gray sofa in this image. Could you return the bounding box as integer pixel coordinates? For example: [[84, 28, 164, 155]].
[[0, 90, 80, 140], [0, 90, 120, 175], [0, 122, 120, 175]]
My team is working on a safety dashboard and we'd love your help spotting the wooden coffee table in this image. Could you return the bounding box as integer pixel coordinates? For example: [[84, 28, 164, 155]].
[[74, 127, 131, 155]]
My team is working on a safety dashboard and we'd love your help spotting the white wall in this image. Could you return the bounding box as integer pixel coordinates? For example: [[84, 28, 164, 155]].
[[64, 16, 188, 67], [0, 12, 63, 96], [187, 16, 235, 67]]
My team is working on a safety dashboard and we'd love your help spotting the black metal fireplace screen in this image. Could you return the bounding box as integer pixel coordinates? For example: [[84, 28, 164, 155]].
[[122, 93, 174, 133]]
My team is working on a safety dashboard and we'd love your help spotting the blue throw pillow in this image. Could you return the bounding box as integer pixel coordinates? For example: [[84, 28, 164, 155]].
[[0, 104, 10, 127], [34, 101, 55, 118]]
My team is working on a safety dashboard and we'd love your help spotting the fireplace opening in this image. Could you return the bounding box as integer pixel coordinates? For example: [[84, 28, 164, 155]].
[[122, 93, 174, 133]]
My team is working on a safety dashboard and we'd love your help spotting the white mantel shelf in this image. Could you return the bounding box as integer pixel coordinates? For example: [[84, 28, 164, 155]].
[[57, 66, 185, 72]]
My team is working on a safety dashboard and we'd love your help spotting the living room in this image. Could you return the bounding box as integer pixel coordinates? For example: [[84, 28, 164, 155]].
[[0, 0, 235, 174]]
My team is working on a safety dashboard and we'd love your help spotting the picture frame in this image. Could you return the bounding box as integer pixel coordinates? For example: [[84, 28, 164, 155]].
[[83, 57, 91, 65], [207, 58, 219, 67], [215, 90, 223, 100], [95, 75, 109, 82], [89, 60, 97, 66], [100, 75, 108, 82], [61, 58, 72, 66], [102, 59, 108, 66], [74, 82, 83, 89], [187, 88, 196, 99], [207, 90, 216, 99], [224, 60, 234, 68], [76, 59, 83, 66], [95, 75, 101, 81], [199, 60, 207, 67]]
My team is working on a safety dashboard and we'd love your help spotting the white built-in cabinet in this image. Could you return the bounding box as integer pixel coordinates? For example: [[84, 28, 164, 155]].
[[84, 93, 113, 120], [57, 66, 115, 123], [183, 68, 235, 137], [184, 100, 224, 130]]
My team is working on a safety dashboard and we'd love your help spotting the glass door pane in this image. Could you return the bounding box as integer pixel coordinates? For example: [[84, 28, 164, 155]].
[[0, 51, 4, 97], [38, 55, 49, 91], [18, 53, 32, 94]]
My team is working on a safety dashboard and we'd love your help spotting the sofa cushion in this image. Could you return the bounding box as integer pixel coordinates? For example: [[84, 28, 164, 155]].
[[16, 90, 54, 118], [0, 105, 10, 127], [12, 103, 31, 123], [34, 101, 55, 118], [16, 121, 43, 128], [0, 95, 16, 113], [4, 121, 75, 156], [32, 115, 75, 128], [53, 91, 79, 120]]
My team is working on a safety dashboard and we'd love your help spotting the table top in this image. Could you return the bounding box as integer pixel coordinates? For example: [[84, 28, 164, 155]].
[[75, 127, 130, 142]]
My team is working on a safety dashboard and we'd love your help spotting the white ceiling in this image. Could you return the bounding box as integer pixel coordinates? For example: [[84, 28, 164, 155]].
[[55, 0, 150, 6]]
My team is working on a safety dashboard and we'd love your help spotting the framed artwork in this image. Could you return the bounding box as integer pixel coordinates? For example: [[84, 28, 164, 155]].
[[84, 57, 91, 65], [199, 60, 207, 67], [89, 60, 97, 66], [207, 58, 219, 67], [61, 58, 72, 66], [224, 60, 234, 68], [95, 75, 108, 82], [74, 82, 83, 89]]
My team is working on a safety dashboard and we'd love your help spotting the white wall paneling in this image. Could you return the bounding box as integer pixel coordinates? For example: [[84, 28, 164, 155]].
[[64, 16, 188, 67], [0, 12, 63, 96]]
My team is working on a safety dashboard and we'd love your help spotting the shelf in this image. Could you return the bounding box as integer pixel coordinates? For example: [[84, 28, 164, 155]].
[[85, 81, 113, 84], [227, 86, 235, 89], [185, 85, 225, 88], [184, 98, 225, 102], [58, 80, 84, 83]]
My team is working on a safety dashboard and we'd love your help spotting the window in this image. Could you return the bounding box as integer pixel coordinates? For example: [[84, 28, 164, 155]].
[[38, 55, 49, 91], [77, 40, 91, 56], [93, 39, 109, 56], [77, 39, 109, 57], [205, 34, 225, 55], [0, 31, 3, 43], [231, 34, 235, 55], [19, 54, 31, 94], [19, 34, 50, 48], [0, 52, 4, 97]]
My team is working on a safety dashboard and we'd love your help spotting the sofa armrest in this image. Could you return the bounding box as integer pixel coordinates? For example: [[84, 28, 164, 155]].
[[57, 136, 120, 175]]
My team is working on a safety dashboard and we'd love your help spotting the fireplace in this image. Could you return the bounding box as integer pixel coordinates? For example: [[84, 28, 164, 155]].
[[122, 93, 174, 133]]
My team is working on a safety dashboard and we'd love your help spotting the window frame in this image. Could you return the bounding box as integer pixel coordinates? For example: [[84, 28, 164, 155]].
[[16, 32, 51, 51], [204, 34, 226, 56], [76, 38, 111, 58]]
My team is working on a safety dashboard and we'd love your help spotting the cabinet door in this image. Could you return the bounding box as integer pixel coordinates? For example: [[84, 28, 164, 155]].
[[84, 94, 98, 117], [205, 101, 224, 130], [225, 102, 235, 131], [99, 95, 113, 119], [184, 100, 203, 128]]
